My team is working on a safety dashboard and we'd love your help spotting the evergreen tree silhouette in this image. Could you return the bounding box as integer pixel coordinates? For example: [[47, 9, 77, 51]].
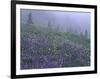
[[85, 29, 88, 38], [27, 12, 33, 25]]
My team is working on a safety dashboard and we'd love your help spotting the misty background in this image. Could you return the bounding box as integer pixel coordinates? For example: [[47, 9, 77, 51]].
[[20, 9, 91, 38], [20, 9, 91, 69]]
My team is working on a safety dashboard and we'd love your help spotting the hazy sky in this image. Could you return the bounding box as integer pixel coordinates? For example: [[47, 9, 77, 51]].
[[20, 9, 91, 35]]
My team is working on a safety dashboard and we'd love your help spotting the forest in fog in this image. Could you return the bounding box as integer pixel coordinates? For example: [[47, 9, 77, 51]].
[[20, 9, 91, 69], [21, 9, 90, 38]]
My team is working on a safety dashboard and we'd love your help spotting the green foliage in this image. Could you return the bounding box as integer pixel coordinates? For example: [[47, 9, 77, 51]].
[[22, 24, 90, 50], [21, 24, 90, 69]]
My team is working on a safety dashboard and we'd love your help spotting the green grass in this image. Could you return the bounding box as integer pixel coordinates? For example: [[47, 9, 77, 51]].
[[21, 24, 90, 50], [21, 24, 90, 69]]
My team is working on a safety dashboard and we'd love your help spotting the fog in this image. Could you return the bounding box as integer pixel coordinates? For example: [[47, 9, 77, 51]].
[[20, 9, 91, 38]]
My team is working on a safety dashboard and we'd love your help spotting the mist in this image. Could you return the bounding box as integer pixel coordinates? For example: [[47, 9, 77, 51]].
[[20, 9, 91, 69], [20, 9, 91, 38]]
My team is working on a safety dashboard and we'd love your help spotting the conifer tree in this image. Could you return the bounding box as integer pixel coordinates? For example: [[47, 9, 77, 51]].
[[27, 12, 33, 25]]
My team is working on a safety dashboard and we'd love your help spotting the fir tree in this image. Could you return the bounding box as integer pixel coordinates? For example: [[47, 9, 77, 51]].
[[27, 12, 33, 25]]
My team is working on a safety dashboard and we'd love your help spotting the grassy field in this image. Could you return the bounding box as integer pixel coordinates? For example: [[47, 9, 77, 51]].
[[21, 24, 90, 69]]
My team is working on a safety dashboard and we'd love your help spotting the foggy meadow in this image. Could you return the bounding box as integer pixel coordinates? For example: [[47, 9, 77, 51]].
[[20, 9, 91, 69]]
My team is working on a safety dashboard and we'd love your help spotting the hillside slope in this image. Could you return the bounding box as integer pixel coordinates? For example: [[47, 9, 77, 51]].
[[21, 24, 90, 69]]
